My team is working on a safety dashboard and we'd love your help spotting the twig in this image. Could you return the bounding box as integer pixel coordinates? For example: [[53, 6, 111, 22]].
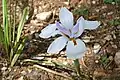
[[33, 64, 73, 80]]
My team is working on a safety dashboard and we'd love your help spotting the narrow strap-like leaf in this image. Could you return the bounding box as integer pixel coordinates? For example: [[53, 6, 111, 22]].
[[2, 0, 9, 54], [10, 39, 25, 67], [16, 7, 28, 44]]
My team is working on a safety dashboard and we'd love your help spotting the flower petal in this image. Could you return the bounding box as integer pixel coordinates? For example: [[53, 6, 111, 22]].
[[71, 22, 79, 34], [84, 20, 100, 29], [56, 22, 70, 36], [39, 24, 60, 38], [66, 39, 87, 59], [47, 36, 69, 54], [73, 16, 84, 38], [59, 7, 73, 29]]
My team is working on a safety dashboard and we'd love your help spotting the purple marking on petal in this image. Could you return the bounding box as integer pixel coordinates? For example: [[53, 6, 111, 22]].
[[69, 22, 79, 38], [71, 22, 79, 34], [72, 17, 84, 38], [69, 34, 74, 38], [56, 22, 70, 36]]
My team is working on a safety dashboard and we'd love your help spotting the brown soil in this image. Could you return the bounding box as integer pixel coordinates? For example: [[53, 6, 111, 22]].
[[0, 0, 120, 80]]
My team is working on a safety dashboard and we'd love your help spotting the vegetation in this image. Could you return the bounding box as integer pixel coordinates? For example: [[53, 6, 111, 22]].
[[0, 0, 28, 67]]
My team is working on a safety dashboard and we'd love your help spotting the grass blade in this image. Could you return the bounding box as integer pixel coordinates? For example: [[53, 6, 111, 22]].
[[2, 0, 10, 57], [10, 39, 25, 67], [16, 7, 28, 43]]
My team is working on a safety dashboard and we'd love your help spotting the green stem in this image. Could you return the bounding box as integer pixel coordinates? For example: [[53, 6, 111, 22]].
[[74, 59, 81, 77]]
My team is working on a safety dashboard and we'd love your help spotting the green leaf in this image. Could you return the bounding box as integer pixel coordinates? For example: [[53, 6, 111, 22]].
[[109, 19, 120, 26], [104, 0, 120, 4], [10, 39, 25, 67], [10, 7, 28, 66], [73, 8, 88, 16], [101, 55, 107, 62], [16, 7, 29, 44], [104, 0, 113, 4], [2, 0, 10, 55], [115, 0, 120, 4]]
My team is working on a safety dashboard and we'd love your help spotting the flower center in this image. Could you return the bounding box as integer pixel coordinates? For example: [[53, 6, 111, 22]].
[[70, 38, 77, 45]]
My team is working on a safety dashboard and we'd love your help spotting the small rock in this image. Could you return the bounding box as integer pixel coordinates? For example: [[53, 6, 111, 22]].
[[34, 8, 38, 15], [95, 60, 99, 63], [104, 35, 112, 40], [107, 12, 113, 15], [30, 30, 35, 35], [28, 69, 32, 73], [94, 43, 101, 54], [1, 67, 7, 71], [63, 2, 69, 5], [21, 71, 27, 75], [102, 6, 107, 9], [70, 0, 80, 5], [17, 76, 24, 80], [35, 33, 40, 39], [112, 2, 115, 5], [63, 61, 68, 65], [115, 51, 120, 67], [95, 9, 99, 13], [82, 36, 90, 43], [30, 19, 38, 25], [92, 1, 96, 4], [112, 44, 117, 49], [36, 11, 52, 21], [112, 34, 116, 39], [32, 56, 44, 60], [8, 67, 11, 72], [109, 56, 113, 60], [103, 13, 106, 17]]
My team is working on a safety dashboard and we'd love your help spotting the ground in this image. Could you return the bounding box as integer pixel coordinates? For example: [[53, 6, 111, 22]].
[[0, 0, 120, 80]]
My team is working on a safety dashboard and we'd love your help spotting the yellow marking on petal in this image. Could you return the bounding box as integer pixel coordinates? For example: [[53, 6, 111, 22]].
[[70, 38, 77, 45]]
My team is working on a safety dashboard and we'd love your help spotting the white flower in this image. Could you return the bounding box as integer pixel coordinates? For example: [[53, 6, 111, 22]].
[[39, 7, 100, 59]]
